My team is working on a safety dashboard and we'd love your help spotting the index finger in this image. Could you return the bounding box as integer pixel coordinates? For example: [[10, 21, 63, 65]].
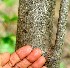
[[16, 45, 32, 59], [10, 45, 32, 66]]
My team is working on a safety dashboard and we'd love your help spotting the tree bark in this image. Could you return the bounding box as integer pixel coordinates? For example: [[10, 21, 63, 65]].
[[16, 0, 55, 67], [47, 0, 69, 68], [16, 0, 69, 68]]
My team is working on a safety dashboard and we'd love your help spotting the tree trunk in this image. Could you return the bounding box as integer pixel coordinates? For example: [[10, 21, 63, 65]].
[[16, 0, 69, 68], [16, 0, 55, 56]]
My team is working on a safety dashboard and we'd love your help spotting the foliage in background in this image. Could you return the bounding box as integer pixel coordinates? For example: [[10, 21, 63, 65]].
[[0, 0, 17, 53], [0, 34, 16, 54], [2, 0, 16, 7], [60, 62, 66, 68], [0, 11, 18, 23]]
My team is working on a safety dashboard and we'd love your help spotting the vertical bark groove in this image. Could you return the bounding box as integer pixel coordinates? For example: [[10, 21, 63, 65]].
[[47, 0, 69, 68]]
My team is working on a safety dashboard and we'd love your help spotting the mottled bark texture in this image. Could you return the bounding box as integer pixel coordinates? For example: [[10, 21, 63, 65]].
[[16, 0, 69, 68], [16, 0, 55, 56], [47, 0, 69, 68]]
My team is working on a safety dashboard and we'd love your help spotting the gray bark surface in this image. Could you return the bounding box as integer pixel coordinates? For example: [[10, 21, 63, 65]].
[[16, 0, 69, 68], [47, 0, 69, 68], [16, 0, 55, 56]]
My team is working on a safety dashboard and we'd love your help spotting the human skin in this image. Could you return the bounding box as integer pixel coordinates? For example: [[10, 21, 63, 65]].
[[0, 45, 47, 68]]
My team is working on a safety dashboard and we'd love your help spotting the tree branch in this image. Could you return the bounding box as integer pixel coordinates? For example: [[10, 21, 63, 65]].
[[47, 0, 69, 68]]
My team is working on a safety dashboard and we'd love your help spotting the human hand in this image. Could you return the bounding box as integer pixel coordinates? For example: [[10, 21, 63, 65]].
[[0, 45, 47, 68]]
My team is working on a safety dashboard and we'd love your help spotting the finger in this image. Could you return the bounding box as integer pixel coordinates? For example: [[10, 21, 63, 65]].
[[28, 66, 32, 68], [1, 52, 10, 66], [16, 45, 32, 59], [3, 63, 11, 68], [42, 66, 47, 68], [27, 48, 42, 62], [0, 55, 2, 66], [0, 66, 2, 68], [31, 56, 46, 68], [14, 58, 31, 68], [0, 55, 2, 68], [10, 52, 20, 66], [28, 66, 47, 68]]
